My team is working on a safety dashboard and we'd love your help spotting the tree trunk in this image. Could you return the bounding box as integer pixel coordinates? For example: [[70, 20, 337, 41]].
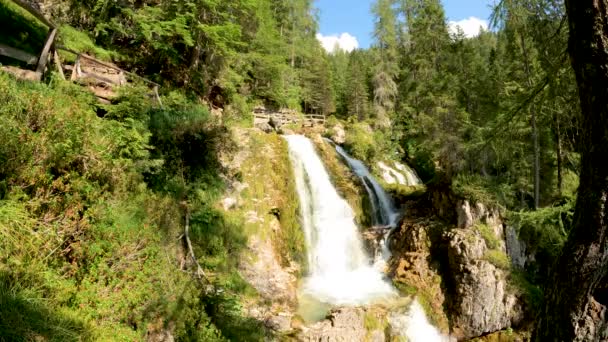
[[519, 32, 541, 209], [555, 112, 563, 196], [534, 1, 608, 340]]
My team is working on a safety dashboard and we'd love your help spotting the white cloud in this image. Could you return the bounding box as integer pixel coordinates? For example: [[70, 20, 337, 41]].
[[316, 32, 359, 53], [448, 17, 489, 38]]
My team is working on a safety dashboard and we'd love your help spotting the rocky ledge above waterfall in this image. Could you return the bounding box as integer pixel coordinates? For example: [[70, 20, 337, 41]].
[[388, 188, 534, 341]]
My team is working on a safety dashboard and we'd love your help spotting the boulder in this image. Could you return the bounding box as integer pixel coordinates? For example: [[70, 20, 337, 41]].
[[444, 229, 523, 340], [238, 234, 297, 304], [266, 312, 293, 333], [330, 124, 346, 145], [269, 116, 283, 130], [221, 197, 237, 211], [256, 122, 274, 133]]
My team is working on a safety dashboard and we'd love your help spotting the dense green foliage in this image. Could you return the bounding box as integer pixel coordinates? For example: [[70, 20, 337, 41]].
[[0, 71, 273, 340]]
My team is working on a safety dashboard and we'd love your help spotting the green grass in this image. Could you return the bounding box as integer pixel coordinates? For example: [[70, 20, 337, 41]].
[[0, 72, 269, 341], [475, 223, 501, 250], [57, 25, 119, 63], [484, 250, 511, 270]]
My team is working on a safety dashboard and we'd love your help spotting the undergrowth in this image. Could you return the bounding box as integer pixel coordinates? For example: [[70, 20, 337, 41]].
[[0, 72, 269, 341]]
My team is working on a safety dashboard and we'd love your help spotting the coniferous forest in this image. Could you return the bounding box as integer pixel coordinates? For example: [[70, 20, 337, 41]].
[[0, 0, 606, 341]]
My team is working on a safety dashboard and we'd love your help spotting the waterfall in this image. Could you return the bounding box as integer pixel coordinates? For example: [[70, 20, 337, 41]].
[[285, 135, 446, 341], [333, 144, 400, 228], [331, 143, 401, 267], [285, 135, 395, 305]]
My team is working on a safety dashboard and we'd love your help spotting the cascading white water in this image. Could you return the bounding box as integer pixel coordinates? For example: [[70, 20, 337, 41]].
[[285, 135, 395, 305], [285, 135, 446, 341], [390, 300, 452, 342], [334, 145, 400, 228], [332, 143, 401, 267]]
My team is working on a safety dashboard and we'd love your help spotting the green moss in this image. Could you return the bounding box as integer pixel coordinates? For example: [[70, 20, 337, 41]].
[[344, 123, 377, 163], [225, 131, 307, 271], [484, 250, 511, 270], [312, 136, 371, 227], [475, 223, 500, 250], [508, 270, 543, 311], [392, 280, 449, 333], [384, 183, 427, 202], [364, 311, 385, 331]]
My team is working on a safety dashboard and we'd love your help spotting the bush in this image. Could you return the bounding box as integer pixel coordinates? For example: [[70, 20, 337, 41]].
[[485, 250, 511, 270], [57, 25, 119, 63], [344, 123, 377, 162], [475, 223, 501, 250]]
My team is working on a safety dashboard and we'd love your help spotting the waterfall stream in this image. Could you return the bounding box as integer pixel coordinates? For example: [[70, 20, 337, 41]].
[[333, 144, 400, 228], [285, 135, 395, 305], [284, 135, 445, 341]]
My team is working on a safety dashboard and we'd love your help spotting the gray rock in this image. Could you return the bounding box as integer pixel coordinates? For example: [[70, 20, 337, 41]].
[[298, 308, 381, 342], [221, 197, 237, 211], [269, 116, 282, 130], [256, 122, 274, 133], [457, 200, 474, 229], [445, 229, 523, 340], [238, 234, 297, 304], [330, 124, 346, 145], [266, 313, 293, 332], [505, 226, 527, 269]]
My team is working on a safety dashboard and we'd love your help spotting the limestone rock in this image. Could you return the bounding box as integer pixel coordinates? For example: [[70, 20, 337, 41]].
[[269, 116, 282, 131], [221, 197, 237, 211], [444, 229, 523, 340], [256, 122, 274, 133], [238, 234, 297, 304], [456, 200, 506, 251], [388, 217, 450, 333], [266, 312, 293, 333], [330, 124, 346, 145], [298, 308, 382, 342], [505, 226, 527, 269]]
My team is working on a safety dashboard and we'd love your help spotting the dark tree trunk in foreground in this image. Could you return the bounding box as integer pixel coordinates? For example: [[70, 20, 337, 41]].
[[534, 1, 608, 341]]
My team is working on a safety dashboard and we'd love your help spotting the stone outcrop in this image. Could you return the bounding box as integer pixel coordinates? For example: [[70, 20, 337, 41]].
[[444, 228, 524, 340], [391, 191, 530, 340], [330, 123, 346, 145], [456, 200, 505, 250], [297, 307, 386, 342], [389, 213, 450, 333]]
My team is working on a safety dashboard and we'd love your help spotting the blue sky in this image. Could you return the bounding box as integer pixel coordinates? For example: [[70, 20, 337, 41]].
[[315, 0, 495, 52]]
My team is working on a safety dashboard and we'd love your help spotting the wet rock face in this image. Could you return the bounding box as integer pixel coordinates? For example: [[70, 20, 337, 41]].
[[444, 229, 523, 340], [388, 215, 450, 333]]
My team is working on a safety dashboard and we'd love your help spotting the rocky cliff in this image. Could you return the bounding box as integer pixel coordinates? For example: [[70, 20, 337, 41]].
[[390, 188, 531, 340]]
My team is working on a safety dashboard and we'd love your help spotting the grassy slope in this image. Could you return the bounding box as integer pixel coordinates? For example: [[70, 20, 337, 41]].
[[230, 130, 306, 268], [0, 71, 279, 341]]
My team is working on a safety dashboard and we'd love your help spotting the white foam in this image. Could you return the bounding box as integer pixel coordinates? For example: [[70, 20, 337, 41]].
[[285, 135, 396, 305]]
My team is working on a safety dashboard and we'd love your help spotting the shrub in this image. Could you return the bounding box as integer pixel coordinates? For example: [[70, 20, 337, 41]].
[[475, 223, 501, 250], [344, 122, 377, 162], [485, 250, 511, 270]]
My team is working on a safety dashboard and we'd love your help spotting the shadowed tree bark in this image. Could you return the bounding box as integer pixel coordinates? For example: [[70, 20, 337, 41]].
[[534, 1, 608, 340]]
